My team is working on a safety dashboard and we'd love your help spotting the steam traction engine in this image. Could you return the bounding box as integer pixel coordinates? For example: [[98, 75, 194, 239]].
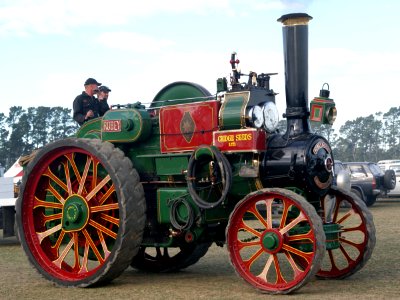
[[16, 14, 375, 294]]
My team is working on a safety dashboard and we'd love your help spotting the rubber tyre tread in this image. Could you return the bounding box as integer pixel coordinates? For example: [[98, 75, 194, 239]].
[[384, 169, 396, 190], [16, 138, 146, 287]]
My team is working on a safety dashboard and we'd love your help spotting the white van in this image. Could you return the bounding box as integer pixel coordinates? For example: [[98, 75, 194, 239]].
[[387, 163, 400, 196], [377, 159, 400, 171]]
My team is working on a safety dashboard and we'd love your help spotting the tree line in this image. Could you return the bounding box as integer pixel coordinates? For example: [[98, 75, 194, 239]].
[[1, 105, 400, 171], [0, 106, 78, 170]]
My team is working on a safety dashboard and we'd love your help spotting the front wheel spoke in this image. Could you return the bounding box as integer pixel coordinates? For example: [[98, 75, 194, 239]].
[[239, 220, 262, 238], [340, 236, 364, 252], [282, 243, 313, 264], [53, 235, 74, 268], [91, 203, 119, 213], [257, 254, 274, 280], [273, 254, 287, 284], [279, 212, 307, 235], [286, 230, 313, 242], [237, 239, 261, 251], [247, 203, 269, 229], [284, 250, 305, 277], [279, 201, 289, 228], [243, 246, 264, 269], [88, 219, 117, 240], [83, 229, 104, 264], [86, 175, 111, 202], [338, 243, 355, 265], [37, 223, 62, 243], [336, 210, 355, 224], [327, 249, 341, 272], [341, 224, 364, 233]]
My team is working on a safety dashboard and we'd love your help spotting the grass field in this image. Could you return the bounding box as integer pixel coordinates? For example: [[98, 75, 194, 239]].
[[1, 198, 399, 300]]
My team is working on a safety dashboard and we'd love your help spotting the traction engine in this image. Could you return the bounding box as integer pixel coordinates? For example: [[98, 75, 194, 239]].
[[16, 13, 375, 294]]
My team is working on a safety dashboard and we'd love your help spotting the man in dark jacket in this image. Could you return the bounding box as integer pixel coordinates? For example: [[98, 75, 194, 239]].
[[73, 78, 110, 125]]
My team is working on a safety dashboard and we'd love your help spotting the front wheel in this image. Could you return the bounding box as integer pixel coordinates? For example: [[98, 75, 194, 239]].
[[317, 186, 376, 279], [226, 188, 325, 294], [16, 138, 146, 287]]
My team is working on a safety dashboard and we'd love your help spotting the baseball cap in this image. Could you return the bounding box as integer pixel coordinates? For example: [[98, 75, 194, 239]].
[[84, 78, 102, 86], [99, 85, 111, 92]]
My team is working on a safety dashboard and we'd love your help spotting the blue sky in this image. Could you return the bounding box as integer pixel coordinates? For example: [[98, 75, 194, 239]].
[[0, 0, 399, 130]]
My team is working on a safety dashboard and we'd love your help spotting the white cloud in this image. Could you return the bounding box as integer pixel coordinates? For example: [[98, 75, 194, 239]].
[[0, 0, 290, 36], [95, 32, 174, 53]]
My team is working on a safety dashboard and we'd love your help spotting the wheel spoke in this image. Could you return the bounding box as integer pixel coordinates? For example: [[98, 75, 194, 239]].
[[279, 211, 307, 235], [53, 235, 75, 268], [100, 213, 120, 226], [33, 196, 63, 210], [243, 246, 264, 269], [42, 212, 62, 225], [98, 186, 116, 205], [37, 223, 62, 243], [86, 175, 111, 201], [42, 167, 68, 193], [279, 200, 289, 228], [46, 185, 66, 205], [88, 219, 118, 239], [91, 203, 119, 213], [83, 229, 104, 264], [239, 219, 262, 238], [78, 157, 92, 195], [257, 254, 274, 280], [273, 254, 287, 284], [237, 239, 261, 251], [63, 161, 73, 195], [284, 250, 305, 277], [98, 230, 111, 260], [79, 241, 90, 274], [282, 243, 313, 264]]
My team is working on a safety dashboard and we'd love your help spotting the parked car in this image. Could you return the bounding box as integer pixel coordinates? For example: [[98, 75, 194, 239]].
[[386, 164, 400, 197], [343, 162, 396, 206]]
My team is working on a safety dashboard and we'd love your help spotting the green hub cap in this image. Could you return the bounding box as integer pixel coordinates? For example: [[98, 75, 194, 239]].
[[62, 195, 89, 232], [262, 232, 280, 251]]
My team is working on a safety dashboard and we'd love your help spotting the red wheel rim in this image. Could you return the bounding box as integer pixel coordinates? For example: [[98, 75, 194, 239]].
[[318, 191, 370, 278], [20, 147, 119, 283], [227, 191, 321, 293]]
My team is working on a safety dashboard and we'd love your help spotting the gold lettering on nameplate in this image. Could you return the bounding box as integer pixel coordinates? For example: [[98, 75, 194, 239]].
[[103, 120, 122, 132], [217, 133, 253, 147]]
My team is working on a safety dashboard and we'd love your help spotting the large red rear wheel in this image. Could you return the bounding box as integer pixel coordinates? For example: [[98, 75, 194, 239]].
[[317, 186, 375, 279], [16, 138, 146, 287], [226, 188, 325, 294]]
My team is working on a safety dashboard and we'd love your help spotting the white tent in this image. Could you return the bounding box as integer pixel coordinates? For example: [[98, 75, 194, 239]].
[[4, 158, 23, 183]]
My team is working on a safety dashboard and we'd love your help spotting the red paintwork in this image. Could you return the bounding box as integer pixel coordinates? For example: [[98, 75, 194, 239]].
[[159, 101, 220, 153], [213, 129, 266, 152]]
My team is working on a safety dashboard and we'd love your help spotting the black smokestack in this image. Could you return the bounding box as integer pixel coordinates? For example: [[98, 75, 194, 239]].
[[278, 13, 313, 137]]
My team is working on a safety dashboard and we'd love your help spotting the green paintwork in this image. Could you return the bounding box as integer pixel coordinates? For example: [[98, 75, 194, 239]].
[[155, 155, 189, 175], [262, 232, 280, 251], [157, 187, 229, 224], [219, 91, 249, 130], [62, 195, 89, 232], [151, 81, 213, 108], [75, 118, 102, 139], [102, 109, 152, 143], [323, 223, 341, 250]]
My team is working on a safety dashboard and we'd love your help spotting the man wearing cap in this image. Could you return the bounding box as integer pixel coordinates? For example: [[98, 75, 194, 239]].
[[98, 85, 111, 102], [73, 78, 110, 125]]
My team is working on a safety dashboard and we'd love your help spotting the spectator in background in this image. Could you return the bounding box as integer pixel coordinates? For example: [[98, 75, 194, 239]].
[[73, 78, 110, 125]]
